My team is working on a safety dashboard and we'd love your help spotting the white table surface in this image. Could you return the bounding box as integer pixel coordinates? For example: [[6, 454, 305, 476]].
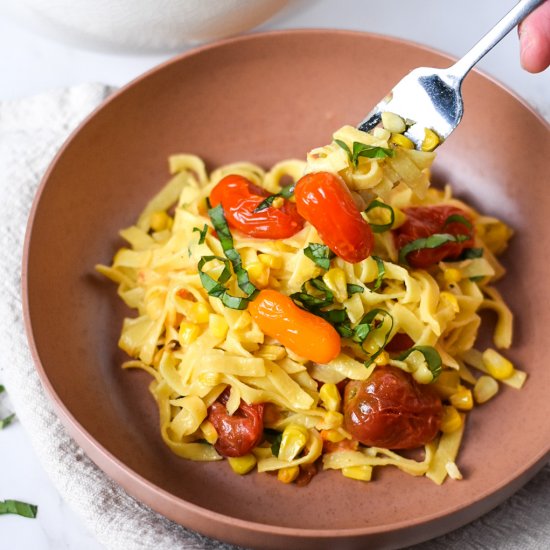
[[0, 1, 548, 549]]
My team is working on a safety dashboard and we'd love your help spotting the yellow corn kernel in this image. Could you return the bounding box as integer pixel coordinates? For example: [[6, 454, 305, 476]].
[[316, 410, 344, 431], [473, 375, 499, 404], [277, 465, 300, 484], [209, 313, 229, 339], [381, 111, 406, 134], [374, 351, 390, 366], [271, 196, 285, 209], [432, 370, 461, 399], [443, 268, 462, 284], [440, 291, 460, 313], [321, 429, 346, 443], [228, 454, 257, 475], [342, 465, 373, 482], [323, 268, 348, 303], [278, 424, 309, 461], [258, 253, 283, 269], [440, 405, 463, 433], [390, 133, 414, 149], [246, 262, 270, 289], [319, 383, 342, 412], [187, 302, 210, 324], [483, 222, 513, 255], [482, 348, 514, 380], [178, 322, 201, 346], [199, 420, 218, 444], [421, 128, 441, 152], [449, 387, 474, 411], [149, 210, 172, 232]]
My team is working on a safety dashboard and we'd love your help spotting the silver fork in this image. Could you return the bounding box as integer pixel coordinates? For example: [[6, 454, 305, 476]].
[[357, 0, 545, 148]]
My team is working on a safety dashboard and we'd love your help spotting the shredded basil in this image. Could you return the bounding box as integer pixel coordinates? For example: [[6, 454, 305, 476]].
[[459, 247, 484, 260], [398, 233, 470, 266], [352, 309, 394, 364], [192, 224, 208, 244], [347, 284, 364, 296], [0, 413, 15, 430], [264, 429, 283, 457], [0, 500, 38, 519], [397, 346, 442, 381], [0, 385, 4, 394], [444, 214, 473, 230], [303, 243, 335, 270], [365, 200, 395, 233], [367, 256, 385, 292], [254, 183, 295, 212], [335, 139, 394, 167]]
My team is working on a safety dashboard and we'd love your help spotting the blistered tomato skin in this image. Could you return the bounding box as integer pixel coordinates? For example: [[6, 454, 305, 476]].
[[393, 205, 475, 268], [248, 289, 341, 364], [208, 396, 264, 458], [209, 174, 304, 239], [343, 365, 443, 449], [294, 172, 374, 263]]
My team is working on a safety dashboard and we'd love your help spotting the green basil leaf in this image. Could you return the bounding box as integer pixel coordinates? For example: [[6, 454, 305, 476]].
[[0, 385, 4, 394], [346, 284, 364, 295], [397, 346, 442, 381], [365, 200, 395, 233], [270, 433, 282, 457], [398, 233, 470, 266], [352, 142, 394, 166], [254, 183, 295, 212], [0, 500, 38, 518], [304, 243, 335, 270], [444, 214, 473, 230], [209, 204, 235, 256], [279, 183, 295, 199], [334, 139, 353, 163], [460, 247, 484, 260], [367, 256, 385, 292], [193, 224, 208, 244], [0, 413, 15, 430], [353, 308, 394, 364]]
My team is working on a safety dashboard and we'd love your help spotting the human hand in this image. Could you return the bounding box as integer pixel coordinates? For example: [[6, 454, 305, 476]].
[[519, 0, 550, 72]]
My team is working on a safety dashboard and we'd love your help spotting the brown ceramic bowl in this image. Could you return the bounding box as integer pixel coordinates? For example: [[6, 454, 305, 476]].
[[23, 30, 550, 549]]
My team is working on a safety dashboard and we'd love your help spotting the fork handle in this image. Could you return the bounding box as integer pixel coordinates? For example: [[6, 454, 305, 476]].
[[448, 0, 546, 80]]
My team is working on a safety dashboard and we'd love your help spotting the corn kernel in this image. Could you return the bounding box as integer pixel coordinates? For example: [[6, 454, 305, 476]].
[[278, 424, 309, 461], [321, 429, 346, 443], [178, 322, 201, 346], [473, 375, 499, 404], [319, 383, 342, 412], [432, 370, 461, 398], [149, 210, 172, 232], [390, 133, 414, 149], [209, 313, 229, 339], [440, 405, 463, 433], [228, 454, 257, 475], [443, 268, 462, 284], [440, 291, 460, 313], [381, 111, 406, 134], [323, 268, 348, 303], [421, 128, 441, 152], [449, 387, 474, 411], [277, 466, 300, 484], [258, 253, 283, 269], [482, 349, 514, 380], [246, 262, 270, 288], [374, 351, 390, 366], [271, 196, 285, 209], [187, 302, 210, 324], [342, 465, 373, 482], [316, 410, 344, 430], [199, 420, 218, 444]]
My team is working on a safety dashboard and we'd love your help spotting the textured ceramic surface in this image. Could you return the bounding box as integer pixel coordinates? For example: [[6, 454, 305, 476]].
[[23, 31, 550, 549]]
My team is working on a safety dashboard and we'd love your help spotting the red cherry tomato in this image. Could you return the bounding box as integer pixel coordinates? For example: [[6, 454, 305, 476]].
[[393, 205, 475, 268], [343, 365, 443, 449], [209, 174, 304, 239], [294, 172, 374, 263], [208, 392, 264, 457]]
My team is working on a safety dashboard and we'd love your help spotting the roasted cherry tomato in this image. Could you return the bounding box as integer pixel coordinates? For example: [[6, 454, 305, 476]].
[[248, 289, 341, 363], [294, 171, 374, 263], [208, 391, 264, 457], [343, 365, 443, 449], [393, 205, 475, 268], [209, 174, 304, 239]]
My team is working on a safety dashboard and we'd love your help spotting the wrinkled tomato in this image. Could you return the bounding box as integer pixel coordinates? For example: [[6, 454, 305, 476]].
[[209, 174, 303, 239], [294, 171, 374, 263], [343, 365, 443, 449], [208, 391, 264, 457], [393, 205, 475, 268]]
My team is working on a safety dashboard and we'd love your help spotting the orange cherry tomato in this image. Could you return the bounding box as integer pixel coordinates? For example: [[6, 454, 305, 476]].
[[393, 205, 475, 268], [343, 365, 443, 449], [248, 289, 341, 364], [294, 171, 374, 263], [209, 174, 304, 239]]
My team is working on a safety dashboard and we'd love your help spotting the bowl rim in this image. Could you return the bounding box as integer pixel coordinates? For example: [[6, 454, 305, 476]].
[[21, 28, 550, 540]]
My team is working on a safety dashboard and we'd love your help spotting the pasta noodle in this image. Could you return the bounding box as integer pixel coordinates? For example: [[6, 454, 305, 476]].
[[97, 124, 523, 486]]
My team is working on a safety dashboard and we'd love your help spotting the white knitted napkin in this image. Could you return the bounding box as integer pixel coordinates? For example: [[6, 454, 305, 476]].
[[0, 83, 548, 550]]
